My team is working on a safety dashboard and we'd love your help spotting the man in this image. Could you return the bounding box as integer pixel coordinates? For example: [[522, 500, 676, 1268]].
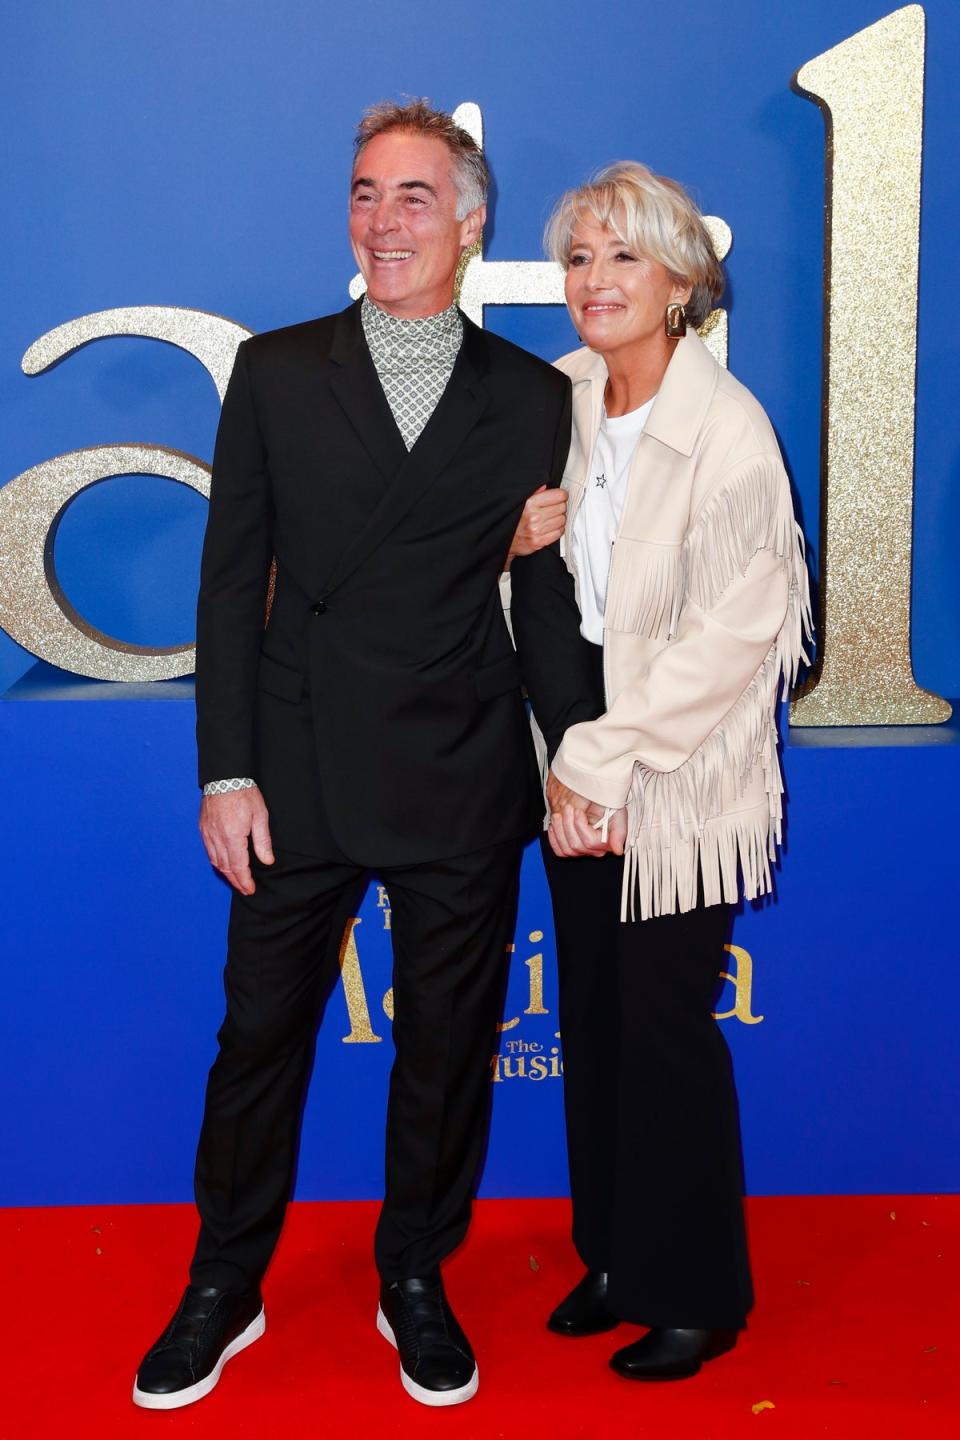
[[132, 100, 573, 1410]]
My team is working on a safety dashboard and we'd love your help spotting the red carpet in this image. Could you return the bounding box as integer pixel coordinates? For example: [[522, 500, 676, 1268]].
[[3, 1195, 956, 1439]]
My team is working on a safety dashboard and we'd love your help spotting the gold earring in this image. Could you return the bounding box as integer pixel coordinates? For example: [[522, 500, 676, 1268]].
[[665, 302, 687, 338]]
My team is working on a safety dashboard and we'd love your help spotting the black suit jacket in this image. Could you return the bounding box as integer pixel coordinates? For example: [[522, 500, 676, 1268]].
[[195, 299, 572, 866]]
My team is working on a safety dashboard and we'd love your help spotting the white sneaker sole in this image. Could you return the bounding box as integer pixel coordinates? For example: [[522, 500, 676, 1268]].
[[377, 1305, 479, 1407], [132, 1306, 266, 1410]]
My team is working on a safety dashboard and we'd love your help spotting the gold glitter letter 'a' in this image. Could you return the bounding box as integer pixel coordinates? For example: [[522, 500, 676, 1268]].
[[0, 308, 251, 681], [790, 6, 951, 726]]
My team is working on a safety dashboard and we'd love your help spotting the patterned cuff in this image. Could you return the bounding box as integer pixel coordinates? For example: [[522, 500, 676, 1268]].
[[203, 777, 257, 796]]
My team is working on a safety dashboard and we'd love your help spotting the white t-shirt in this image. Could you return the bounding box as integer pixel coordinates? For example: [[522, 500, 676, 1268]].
[[570, 397, 655, 643]]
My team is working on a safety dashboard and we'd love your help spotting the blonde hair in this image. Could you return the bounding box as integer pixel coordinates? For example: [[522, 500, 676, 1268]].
[[354, 99, 489, 220], [544, 161, 724, 327]]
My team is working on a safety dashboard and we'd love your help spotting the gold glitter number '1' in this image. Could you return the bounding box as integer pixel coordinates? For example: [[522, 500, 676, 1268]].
[[789, 5, 951, 726]]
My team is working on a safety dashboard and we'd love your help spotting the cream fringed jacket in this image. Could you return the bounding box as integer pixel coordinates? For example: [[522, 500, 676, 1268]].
[[548, 330, 812, 921]]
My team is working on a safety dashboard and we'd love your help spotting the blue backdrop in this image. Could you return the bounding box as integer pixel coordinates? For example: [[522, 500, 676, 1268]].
[[1, 0, 958, 1205]]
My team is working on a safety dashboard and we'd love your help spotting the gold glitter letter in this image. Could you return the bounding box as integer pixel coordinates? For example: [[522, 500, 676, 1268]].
[[523, 932, 549, 1015], [0, 445, 210, 681], [1, 308, 253, 681], [338, 918, 383, 1043], [790, 6, 951, 725], [712, 944, 764, 1025]]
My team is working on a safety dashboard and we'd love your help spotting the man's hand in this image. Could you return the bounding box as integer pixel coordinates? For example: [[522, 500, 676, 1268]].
[[546, 769, 627, 860], [504, 485, 567, 568], [200, 787, 275, 895]]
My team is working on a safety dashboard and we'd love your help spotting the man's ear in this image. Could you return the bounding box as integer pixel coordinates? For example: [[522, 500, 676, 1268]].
[[459, 204, 486, 252]]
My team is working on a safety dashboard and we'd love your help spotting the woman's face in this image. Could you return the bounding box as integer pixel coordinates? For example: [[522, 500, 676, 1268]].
[[564, 212, 691, 359]]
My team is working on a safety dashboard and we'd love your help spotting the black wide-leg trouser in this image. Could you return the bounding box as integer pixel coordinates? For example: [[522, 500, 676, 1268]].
[[542, 839, 754, 1330], [189, 837, 522, 1292]]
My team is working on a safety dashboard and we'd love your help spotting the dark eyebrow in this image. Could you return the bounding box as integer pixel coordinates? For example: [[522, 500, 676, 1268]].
[[350, 177, 438, 199], [397, 179, 437, 198]]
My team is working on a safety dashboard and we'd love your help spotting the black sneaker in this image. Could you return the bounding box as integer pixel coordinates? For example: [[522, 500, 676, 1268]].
[[377, 1276, 478, 1407], [132, 1284, 265, 1409]]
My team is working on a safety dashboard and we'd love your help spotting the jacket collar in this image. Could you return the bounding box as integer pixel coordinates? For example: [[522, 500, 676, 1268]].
[[568, 328, 719, 459], [328, 298, 409, 481], [321, 300, 490, 598]]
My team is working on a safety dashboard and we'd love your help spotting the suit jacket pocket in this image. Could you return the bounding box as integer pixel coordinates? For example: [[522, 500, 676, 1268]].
[[474, 653, 522, 701], [257, 653, 305, 703]]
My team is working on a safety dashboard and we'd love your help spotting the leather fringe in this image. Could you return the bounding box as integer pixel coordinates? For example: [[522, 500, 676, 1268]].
[[604, 538, 685, 640], [620, 460, 813, 921]]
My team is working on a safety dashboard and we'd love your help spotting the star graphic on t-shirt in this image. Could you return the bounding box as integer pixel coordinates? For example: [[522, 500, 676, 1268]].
[[595, 472, 607, 488]]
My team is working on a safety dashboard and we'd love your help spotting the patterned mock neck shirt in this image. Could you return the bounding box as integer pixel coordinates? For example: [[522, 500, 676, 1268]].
[[361, 294, 464, 451]]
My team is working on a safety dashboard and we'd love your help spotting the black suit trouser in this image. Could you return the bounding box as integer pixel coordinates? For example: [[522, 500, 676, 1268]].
[[542, 839, 754, 1330], [189, 837, 522, 1291]]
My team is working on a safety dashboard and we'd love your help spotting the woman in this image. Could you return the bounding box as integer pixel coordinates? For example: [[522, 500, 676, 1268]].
[[510, 162, 811, 1381]]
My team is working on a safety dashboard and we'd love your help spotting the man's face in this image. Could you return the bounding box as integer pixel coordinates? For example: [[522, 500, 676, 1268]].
[[349, 130, 484, 319]]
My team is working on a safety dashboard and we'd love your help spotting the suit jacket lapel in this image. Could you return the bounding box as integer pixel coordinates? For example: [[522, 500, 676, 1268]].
[[322, 310, 491, 598], [328, 299, 409, 483]]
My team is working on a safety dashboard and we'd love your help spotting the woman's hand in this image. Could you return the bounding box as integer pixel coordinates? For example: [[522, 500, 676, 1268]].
[[504, 485, 567, 568], [546, 770, 627, 859]]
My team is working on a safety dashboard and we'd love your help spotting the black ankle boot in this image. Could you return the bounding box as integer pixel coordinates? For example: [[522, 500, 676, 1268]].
[[610, 1326, 738, 1380], [547, 1270, 620, 1337]]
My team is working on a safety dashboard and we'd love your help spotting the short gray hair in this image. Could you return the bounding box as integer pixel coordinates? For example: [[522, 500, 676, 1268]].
[[544, 161, 724, 328], [354, 99, 490, 221]]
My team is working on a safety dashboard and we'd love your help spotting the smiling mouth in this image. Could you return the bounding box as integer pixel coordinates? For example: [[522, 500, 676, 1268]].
[[371, 250, 414, 261], [582, 303, 624, 313]]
